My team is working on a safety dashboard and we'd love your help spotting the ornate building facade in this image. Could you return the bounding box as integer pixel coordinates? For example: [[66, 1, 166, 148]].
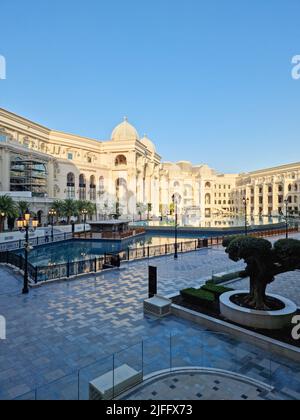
[[234, 163, 300, 216], [0, 108, 299, 225]]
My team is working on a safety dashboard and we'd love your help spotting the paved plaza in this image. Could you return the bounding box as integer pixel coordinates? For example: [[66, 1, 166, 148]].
[[121, 371, 273, 401], [0, 238, 299, 400]]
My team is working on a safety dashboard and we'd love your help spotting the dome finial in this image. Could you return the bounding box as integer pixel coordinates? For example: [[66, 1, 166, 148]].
[[123, 116, 128, 122]]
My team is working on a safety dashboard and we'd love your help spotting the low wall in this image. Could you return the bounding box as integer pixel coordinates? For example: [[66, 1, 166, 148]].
[[143, 222, 292, 236], [171, 304, 300, 362]]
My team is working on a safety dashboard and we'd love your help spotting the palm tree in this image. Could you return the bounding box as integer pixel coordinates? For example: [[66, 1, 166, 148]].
[[87, 202, 97, 220], [52, 200, 64, 223], [0, 195, 17, 232], [17, 201, 31, 217], [62, 199, 77, 224], [76, 200, 85, 222]]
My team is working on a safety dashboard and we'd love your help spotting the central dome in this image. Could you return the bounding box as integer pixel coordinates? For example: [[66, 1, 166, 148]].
[[111, 118, 140, 142]]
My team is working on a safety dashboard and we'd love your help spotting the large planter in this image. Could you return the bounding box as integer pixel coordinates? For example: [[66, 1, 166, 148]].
[[220, 290, 297, 330]]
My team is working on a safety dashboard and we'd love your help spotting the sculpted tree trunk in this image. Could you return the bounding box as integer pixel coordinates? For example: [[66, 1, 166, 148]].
[[224, 236, 300, 312], [243, 257, 274, 310], [251, 278, 269, 310]]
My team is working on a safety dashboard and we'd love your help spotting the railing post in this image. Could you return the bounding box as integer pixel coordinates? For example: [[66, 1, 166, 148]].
[[127, 247, 130, 261], [142, 340, 144, 378], [112, 353, 115, 401], [35, 266, 38, 284], [170, 334, 172, 372], [94, 258, 97, 273], [67, 261, 70, 278]]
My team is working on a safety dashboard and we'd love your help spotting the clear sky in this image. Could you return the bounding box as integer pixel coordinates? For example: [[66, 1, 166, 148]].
[[1, 0, 300, 173]]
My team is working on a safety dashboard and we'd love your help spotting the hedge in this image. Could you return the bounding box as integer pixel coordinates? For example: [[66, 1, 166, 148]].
[[180, 288, 215, 308], [202, 283, 233, 298]]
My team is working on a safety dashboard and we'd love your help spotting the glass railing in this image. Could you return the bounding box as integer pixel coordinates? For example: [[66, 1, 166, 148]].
[[11, 331, 299, 401]]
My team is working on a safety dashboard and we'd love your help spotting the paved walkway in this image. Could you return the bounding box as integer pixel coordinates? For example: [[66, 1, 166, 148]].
[[121, 372, 272, 401], [0, 237, 299, 400]]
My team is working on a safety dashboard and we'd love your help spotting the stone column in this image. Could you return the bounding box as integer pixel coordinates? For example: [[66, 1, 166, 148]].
[[262, 184, 269, 215], [253, 183, 259, 216], [127, 170, 137, 217], [0, 148, 10, 191], [47, 160, 55, 199]]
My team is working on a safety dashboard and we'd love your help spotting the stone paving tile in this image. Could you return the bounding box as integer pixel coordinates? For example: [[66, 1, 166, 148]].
[[0, 239, 299, 400], [121, 373, 268, 401]]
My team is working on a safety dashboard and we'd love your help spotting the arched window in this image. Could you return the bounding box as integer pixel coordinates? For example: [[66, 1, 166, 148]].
[[37, 210, 43, 226], [268, 186, 273, 194], [288, 184, 292, 192], [79, 174, 86, 200], [205, 193, 211, 205], [115, 155, 127, 166], [184, 185, 193, 197], [116, 178, 127, 190], [99, 176, 105, 195], [205, 182, 211, 189], [90, 175, 96, 201], [67, 172, 75, 199]]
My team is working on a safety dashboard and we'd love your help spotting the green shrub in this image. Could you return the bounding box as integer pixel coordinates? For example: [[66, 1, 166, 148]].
[[180, 288, 215, 308], [202, 283, 233, 297]]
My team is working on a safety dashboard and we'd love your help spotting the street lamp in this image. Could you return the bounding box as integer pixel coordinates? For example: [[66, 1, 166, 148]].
[[48, 208, 57, 241], [284, 199, 289, 239], [0, 212, 5, 232], [172, 194, 179, 259], [242, 197, 250, 236], [17, 209, 38, 294], [81, 209, 88, 235]]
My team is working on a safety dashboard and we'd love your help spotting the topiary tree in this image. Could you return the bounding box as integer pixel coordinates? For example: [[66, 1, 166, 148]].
[[223, 236, 300, 310]]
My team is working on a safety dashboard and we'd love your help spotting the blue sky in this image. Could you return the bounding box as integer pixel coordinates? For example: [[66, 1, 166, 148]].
[[1, 0, 300, 173]]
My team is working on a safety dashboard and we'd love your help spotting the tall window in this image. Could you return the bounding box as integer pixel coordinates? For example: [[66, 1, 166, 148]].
[[79, 174, 86, 200], [67, 172, 75, 199], [205, 193, 211, 205], [99, 176, 105, 195], [90, 176, 96, 201]]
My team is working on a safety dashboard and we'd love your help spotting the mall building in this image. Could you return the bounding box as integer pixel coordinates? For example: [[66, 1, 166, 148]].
[[0, 108, 299, 225]]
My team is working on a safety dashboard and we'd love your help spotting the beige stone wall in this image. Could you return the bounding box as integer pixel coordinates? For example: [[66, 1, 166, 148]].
[[234, 164, 300, 216], [1, 108, 299, 221]]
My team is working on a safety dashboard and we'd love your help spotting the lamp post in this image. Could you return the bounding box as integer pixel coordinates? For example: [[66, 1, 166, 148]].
[[0, 212, 5, 233], [242, 197, 250, 236], [81, 209, 88, 235], [48, 208, 57, 241], [284, 199, 289, 239], [172, 194, 178, 259], [17, 209, 38, 294]]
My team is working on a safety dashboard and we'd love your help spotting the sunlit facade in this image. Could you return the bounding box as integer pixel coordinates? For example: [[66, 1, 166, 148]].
[[0, 108, 299, 225]]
